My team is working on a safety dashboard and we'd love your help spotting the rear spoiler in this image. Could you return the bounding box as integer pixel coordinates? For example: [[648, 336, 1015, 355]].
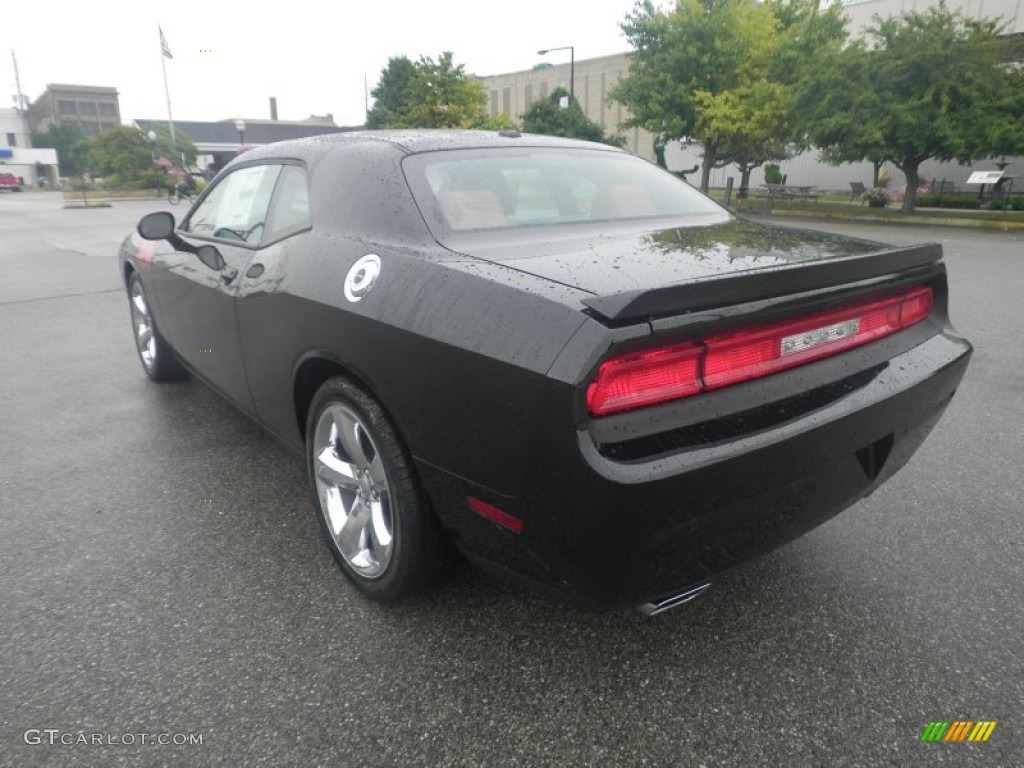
[[581, 244, 943, 322]]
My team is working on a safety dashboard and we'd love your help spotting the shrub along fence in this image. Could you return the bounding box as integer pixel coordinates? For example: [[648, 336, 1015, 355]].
[[915, 193, 1024, 211]]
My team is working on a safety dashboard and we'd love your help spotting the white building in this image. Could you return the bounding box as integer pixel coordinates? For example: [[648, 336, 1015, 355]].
[[479, 53, 657, 162], [664, 141, 1021, 195], [0, 109, 59, 187], [840, 0, 1023, 37]]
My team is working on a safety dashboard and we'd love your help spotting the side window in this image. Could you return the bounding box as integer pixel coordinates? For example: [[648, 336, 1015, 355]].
[[184, 164, 281, 246], [264, 165, 311, 242]]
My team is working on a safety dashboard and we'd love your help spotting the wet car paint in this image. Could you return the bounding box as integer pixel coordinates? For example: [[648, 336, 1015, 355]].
[[119, 130, 972, 608]]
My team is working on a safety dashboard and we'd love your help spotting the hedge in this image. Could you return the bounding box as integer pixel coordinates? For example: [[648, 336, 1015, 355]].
[[916, 193, 1024, 211]]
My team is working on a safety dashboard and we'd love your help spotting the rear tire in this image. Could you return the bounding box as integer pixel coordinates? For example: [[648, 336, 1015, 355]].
[[306, 377, 442, 601], [127, 272, 188, 381]]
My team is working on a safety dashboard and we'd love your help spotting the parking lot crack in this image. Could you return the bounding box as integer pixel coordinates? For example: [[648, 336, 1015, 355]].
[[0, 288, 122, 307]]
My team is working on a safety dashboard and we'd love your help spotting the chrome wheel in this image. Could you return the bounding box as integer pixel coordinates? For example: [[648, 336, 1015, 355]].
[[126, 273, 187, 381], [130, 279, 156, 371], [313, 403, 394, 578]]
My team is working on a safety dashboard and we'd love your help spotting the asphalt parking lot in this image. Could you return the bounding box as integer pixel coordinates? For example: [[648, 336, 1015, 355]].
[[1, 191, 1021, 766]]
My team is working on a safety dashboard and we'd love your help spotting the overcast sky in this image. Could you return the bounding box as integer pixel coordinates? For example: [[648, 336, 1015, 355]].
[[5, 0, 641, 127]]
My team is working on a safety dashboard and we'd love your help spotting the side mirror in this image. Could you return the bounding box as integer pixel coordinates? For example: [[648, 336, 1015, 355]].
[[196, 244, 226, 271], [138, 211, 176, 241]]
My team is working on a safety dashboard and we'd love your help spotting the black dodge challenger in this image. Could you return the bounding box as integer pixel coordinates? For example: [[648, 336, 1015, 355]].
[[119, 131, 971, 614]]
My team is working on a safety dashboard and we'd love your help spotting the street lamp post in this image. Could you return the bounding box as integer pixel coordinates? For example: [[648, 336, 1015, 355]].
[[537, 46, 574, 106], [234, 118, 246, 148], [147, 130, 157, 162]]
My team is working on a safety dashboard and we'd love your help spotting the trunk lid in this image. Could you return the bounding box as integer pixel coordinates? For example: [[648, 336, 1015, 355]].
[[444, 219, 941, 322]]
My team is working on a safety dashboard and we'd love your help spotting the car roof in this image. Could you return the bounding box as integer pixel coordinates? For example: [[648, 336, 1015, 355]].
[[235, 129, 626, 165], [217, 130, 634, 244]]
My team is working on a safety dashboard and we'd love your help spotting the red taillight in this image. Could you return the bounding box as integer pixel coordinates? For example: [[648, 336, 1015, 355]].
[[587, 286, 933, 417], [900, 286, 933, 325], [704, 292, 908, 390], [586, 342, 703, 417]]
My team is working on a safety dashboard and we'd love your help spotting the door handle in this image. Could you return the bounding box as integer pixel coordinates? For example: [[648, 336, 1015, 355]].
[[221, 267, 239, 284]]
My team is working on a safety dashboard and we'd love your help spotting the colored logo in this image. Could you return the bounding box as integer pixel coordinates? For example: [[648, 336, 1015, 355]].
[[921, 720, 997, 742]]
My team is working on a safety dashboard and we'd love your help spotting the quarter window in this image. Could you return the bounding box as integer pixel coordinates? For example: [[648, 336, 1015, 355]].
[[264, 165, 311, 242], [185, 164, 281, 246]]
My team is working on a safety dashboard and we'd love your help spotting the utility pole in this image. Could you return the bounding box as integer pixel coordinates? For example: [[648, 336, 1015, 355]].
[[11, 50, 31, 146]]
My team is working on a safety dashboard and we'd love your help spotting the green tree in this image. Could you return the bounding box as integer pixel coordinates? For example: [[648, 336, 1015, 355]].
[[367, 51, 511, 129], [475, 113, 518, 131], [399, 52, 489, 128], [31, 122, 91, 176], [88, 126, 153, 184], [803, 4, 1024, 213], [521, 87, 624, 146], [145, 124, 198, 169], [612, 0, 847, 192], [366, 56, 417, 129]]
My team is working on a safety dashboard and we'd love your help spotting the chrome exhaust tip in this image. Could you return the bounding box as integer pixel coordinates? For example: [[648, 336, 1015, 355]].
[[637, 582, 712, 616]]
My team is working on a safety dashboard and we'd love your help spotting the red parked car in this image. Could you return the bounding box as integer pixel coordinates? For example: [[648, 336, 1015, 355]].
[[0, 173, 23, 191]]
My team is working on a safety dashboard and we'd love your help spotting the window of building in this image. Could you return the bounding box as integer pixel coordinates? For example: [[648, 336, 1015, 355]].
[[82, 123, 99, 137], [58, 100, 77, 115], [599, 74, 608, 128], [490, 90, 498, 117], [5, 133, 15, 147], [502, 87, 511, 116], [525, 84, 533, 109], [99, 103, 117, 117], [78, 102, 98, 116]]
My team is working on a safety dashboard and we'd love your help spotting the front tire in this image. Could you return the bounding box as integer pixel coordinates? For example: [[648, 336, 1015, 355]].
[[306, 377, 442, 601], [127, 272, 188, 381]]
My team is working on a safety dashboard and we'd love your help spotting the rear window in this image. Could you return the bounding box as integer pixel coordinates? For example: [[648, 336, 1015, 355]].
[[403, 147, 727, 236]]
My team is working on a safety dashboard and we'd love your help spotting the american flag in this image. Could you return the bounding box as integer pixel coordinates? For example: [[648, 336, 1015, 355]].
[[159, 26, 173, 59]]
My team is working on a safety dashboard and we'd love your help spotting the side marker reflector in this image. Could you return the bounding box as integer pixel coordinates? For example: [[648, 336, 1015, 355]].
[[468, 496, 523, 534]]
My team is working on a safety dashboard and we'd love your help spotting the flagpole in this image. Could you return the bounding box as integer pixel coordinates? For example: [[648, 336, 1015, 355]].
[[161, 55, 176, 145], [159, 24, 176, 146]]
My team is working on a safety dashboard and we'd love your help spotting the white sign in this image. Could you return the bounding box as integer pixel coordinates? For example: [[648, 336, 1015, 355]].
[[966, 171, 1003, 185]]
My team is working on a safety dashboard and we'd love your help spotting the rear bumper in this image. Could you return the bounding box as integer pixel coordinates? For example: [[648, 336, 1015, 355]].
[[422, 331, 971, 609]]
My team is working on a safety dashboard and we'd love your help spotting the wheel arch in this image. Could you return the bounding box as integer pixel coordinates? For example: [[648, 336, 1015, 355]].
[[293, 354, 408, 449]]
